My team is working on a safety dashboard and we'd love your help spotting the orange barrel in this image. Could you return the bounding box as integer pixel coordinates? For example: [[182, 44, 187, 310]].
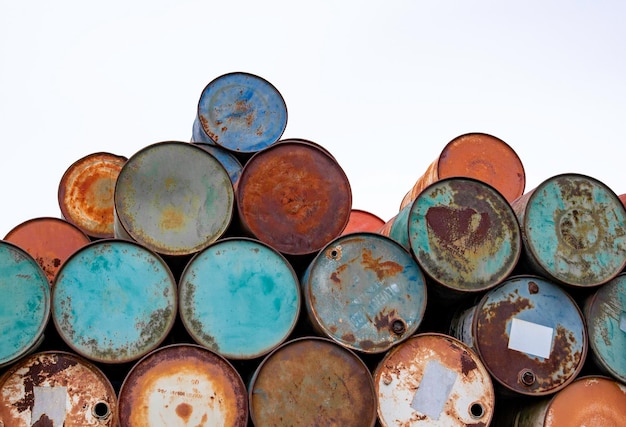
[[4, 217, 91, 284], [114, 141, 234, 258], [399, 132, 525, 210], [0, 351, 118, 426], [341, 209, 386, 235], [118, 344, 248, 427], [0, 241, 50, 369], [58, 152, 127, 239], [374, 333, 495, 426], [301, 232, 427, 354], [449, 275, 587, 397], [248, 337, 377, 426], [511, 173, 626, 288], [51, 239, 177, 364], [619, 193, 626, 207], [236, 139, 352, 256]]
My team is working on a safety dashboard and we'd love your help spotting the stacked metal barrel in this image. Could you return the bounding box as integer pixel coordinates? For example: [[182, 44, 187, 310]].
[[1, 71, 625, 426]]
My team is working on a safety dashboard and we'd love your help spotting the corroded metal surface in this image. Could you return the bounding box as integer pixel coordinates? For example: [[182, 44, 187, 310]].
[[249, 337, 377, 426], [4, 217, 91, 284], [52, 239, 177, 364], [0, 351, 118, 426], [194, 143, 244, 185], [302, 232, 427, 353], [374, 333, 495, 426], [118, 344, 248, 427], [341, 209, 386, 235], [58, 152, 127, 239], [512, 173, 626, 287], [179, 237, 300, 360], [236, 140, 352, 255]]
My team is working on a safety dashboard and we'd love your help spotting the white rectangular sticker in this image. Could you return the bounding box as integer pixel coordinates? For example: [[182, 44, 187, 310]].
[[620, 311, 626, 333], [411, 359, 457, 420], [508, 318, 554, 359], [32, 386, 67, 426]]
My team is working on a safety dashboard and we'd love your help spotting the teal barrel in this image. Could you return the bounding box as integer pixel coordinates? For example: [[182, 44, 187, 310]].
[[178, 237, 300, 360], [0, 241, 50, 368], [51, 239, 177, 364]]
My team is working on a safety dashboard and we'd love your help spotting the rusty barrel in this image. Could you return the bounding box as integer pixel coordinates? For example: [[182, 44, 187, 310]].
[[193, 142, 244, 185], [374, 333, 495, 426], [114, 141, 234, 258], [399, 132, 525, 210], [4, 217, 91, 285], [582, 272, 626, 384], [58, 152, 127, 239], [178, 237, 300, 360], [236, 139, 352, 256], [248, 337, 377, 426], [0, 351, 118, 426], [511, 173, 626, 288], [192, 71, 288, 153], [51, 239, 177, 364], [0, 241, 50, 369], [118, 344, 248, 427], [341, 209, 386, 235], [449, 275, 587, 396]]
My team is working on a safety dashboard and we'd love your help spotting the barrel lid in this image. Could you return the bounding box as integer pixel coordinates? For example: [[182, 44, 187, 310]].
[[374, 333, 495, 426], [194, 142, 244, 185], [408, 177, 522, 293], [4, 217, 91, 284], [0, 241, 50, 368], [118, 344, 248, 427], [0, 351, 118, 426], [249, 337, 377, 427], [195, 72, 287, 152], [179, 237, 301, 360], [58, 152, 127, 239], [114, 141, 234, 257], [52, 239, 177, 364], [342, 209, 386, 235], [473, 275, 587, 396]]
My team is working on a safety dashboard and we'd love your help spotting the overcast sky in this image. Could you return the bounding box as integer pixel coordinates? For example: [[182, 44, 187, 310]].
[[1, 1, 625, 236]]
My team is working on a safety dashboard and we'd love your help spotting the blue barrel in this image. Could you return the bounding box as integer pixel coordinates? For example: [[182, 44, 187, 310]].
[[193, 142, 244, 185], [302, 232, 427, 354], [0, 241, 50, 368], [192, 72, 287, 153], [178, 237, 300, 360], [51, 239, 177, 364]]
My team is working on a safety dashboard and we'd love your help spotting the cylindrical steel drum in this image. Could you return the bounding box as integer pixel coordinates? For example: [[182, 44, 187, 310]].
[[400, 132, 525, 209], [178, 237, 300, 360], [52, 239, 177, 364], [511, 173, 626, 288], [0, 351, 118, 426], [450, 275, 587, 396], [194, 142, 244, 185], [374, 333, 495, 426], [114, 141, 234, 257], [4, 217, 91, 285], [341, 209, 386, 235], [0, 241, 50, 368], [301, 232, 427, 354], [118, 344, 248, 427], [236, 140, 352, 256], [58, 152, 127, 239], [192, 72, 288, 153], [248, 337, 377, 427]]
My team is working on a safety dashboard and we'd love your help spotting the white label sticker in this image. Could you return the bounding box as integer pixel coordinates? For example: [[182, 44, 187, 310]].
[[620, 311, 626, 333], [411, 360, 457, 420], [508, 318, 554, 359], [32, 386, 67, 426]]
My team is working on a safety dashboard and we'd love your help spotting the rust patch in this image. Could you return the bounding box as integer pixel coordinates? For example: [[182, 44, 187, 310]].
[[160, 207, 186, 231], [361, 248, 403, 280], [342, 333, 356, 343], [528, 281, 539, 294], [176, 402, 192, 421], [426, 206, 492, 254], [373, 309, 399, 331]]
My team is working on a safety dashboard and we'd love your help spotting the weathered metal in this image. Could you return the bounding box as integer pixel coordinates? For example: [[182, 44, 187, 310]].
[[114, 141, 234, 257], [4, 217, 91, 285], [341, 209, 386, 235], [193, 142, 244, 185], [248, 337, 377, 426], [178, 237, 301, 360], [511, 173, 626, 287], [236, 139, 352, 255], [58, 152, 127, 239], [0, 351, 118, 426], [450, 275, 587, 396], [301, 232, 427, 354], [118, 344, 248, 427], [51, 239, 177, 364], [0, 241, 50, 368], [400, 132, 525, 209], [374, 333, 495, 426], [192, 72, 288, 153]]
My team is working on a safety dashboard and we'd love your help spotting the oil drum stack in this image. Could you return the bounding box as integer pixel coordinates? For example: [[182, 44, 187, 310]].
[[1, 71, 626, 427]]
